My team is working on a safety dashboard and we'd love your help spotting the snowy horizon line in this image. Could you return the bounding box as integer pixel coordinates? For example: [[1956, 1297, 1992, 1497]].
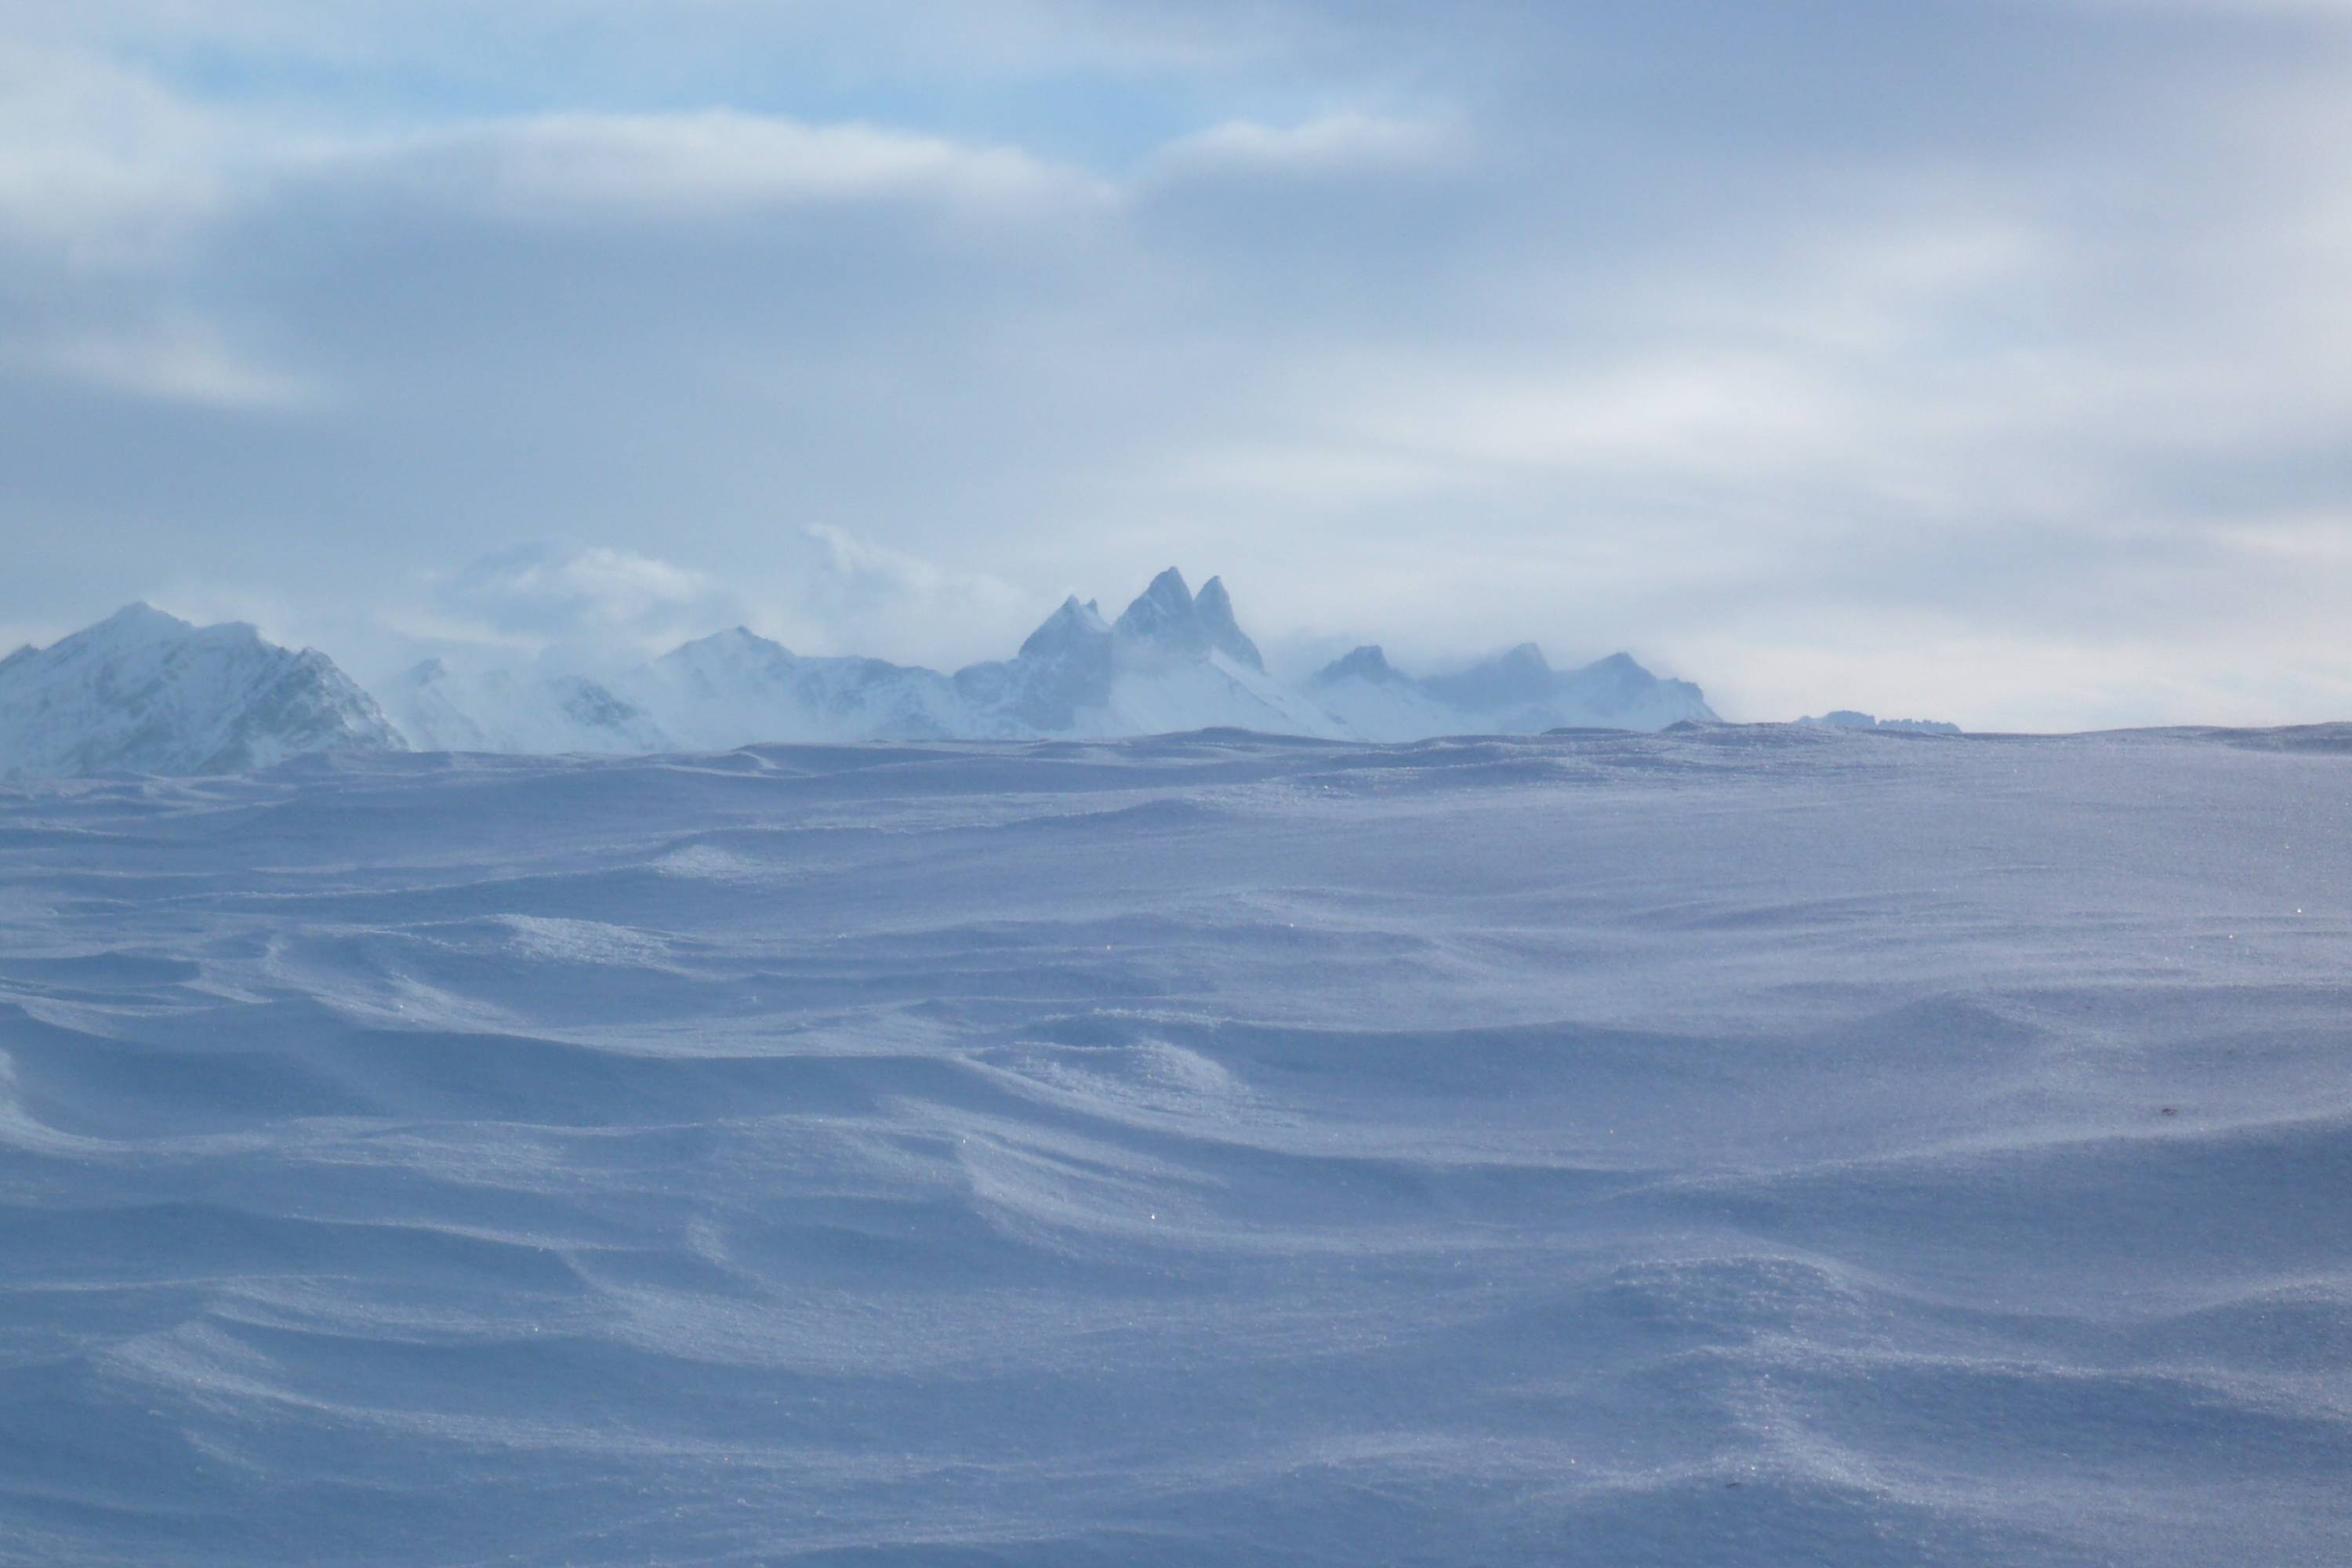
[[10, 582, 2346, 786], [39, 564, 1716, 705], [0, 569, 2005, 779]]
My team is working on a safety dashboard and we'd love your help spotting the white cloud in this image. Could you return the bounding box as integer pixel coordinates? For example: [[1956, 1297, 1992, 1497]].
[[30, 315, 317, 410], [348, 111, 1108, 220], [0, 42, 237, 268], [768, 525, 1035, 666], [0, 0, 1306, 79], [2061, 0, 2352, 16], [1154, 113, 1457, 177], [410, 535, 1035, 674], [0, 2, 2347, 728], [1160, 441, 1457, 510], [432, 543, 748, 661]]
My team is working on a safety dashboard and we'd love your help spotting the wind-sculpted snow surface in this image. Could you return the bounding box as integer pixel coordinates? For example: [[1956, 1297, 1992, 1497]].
[[1, 725, 2347, 1565]]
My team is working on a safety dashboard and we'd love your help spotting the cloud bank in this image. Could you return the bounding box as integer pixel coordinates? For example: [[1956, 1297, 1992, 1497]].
[[0, 0, 2347, 728]]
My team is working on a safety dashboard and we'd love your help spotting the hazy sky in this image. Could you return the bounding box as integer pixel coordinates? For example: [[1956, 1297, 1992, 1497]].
[[3, 0, 2348, 727]]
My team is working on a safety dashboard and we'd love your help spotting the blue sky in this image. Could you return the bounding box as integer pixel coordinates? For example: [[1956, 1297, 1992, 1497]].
[[2, 0, 2347, 727]]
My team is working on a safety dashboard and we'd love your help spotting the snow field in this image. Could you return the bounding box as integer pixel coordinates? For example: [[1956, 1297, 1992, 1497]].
[[1, 724, 2347, 1564]]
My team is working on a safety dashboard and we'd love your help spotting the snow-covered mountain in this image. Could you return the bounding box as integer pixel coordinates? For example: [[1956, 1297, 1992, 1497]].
[[945, 570, 1334, 739], [1801, 710, 1962, 735], [951, 596, 1117, 735], [372, 568, 1403, 750], [6, 576, 1722, 774], [386, 660, 672, 755], [619, 629, 968, 748], [1311, 641, 1718, 739], [0, 604, 405, 780], [365, 569, 1720, 751]]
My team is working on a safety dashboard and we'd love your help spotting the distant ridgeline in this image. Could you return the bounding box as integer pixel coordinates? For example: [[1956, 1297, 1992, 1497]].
[[1799, 710, 1962, 736], [2, 571, 1721, 779]]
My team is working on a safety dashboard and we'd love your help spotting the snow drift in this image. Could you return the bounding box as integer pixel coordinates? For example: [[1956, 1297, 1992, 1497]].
[[1, 724, 2347, 1564]]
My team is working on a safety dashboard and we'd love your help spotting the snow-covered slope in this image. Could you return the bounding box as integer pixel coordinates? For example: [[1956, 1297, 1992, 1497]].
[[0, 604, 405, 779], [358, 568, 1714, 753], [619, 627, 967, 748], [385, 660, 672, 755], [2, 724, 2347, 1565], [951, 594, 1116, 734]]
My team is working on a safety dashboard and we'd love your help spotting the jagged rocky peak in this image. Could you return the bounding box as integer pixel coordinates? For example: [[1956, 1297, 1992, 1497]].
[[665, 626, 793, 665], [655, 626, 795, 697], [1113, 568, 1210, 659], [1020, 596, 1112, 659], [1109, 568, 1269, 673], [1499, 642, 1552, 671], [964, 594, 1115, 734], [1568, 651, 1653, 698], [1192, 577, 1265, 672], [1313, 645, 1403, 686], [1424, 641, 1557, 710]]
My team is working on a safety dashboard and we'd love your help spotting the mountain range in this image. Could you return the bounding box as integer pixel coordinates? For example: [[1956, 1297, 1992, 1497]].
[[1799, 710, 1962, 736], [2, 571, 1719, 779]]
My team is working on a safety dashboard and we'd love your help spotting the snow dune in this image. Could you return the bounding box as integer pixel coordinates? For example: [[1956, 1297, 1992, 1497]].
[[1, 724, 2347, 1564]]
